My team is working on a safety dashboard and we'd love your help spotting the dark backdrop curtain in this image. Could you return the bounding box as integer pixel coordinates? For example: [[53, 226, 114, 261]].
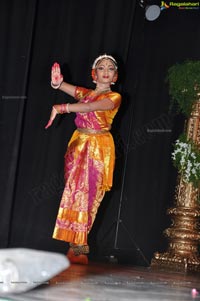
[[0, 0, 200, 265]]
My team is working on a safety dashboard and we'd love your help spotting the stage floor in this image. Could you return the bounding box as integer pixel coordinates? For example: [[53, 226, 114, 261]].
[[2, 261, 200, 301]]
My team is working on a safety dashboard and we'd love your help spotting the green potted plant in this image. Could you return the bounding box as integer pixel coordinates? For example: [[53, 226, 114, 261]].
[[166, 60, 200, 117], [166, 60, 200, 190]]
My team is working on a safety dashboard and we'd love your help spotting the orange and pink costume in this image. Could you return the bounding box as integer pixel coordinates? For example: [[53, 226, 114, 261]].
[[53, 86, 121, 246]]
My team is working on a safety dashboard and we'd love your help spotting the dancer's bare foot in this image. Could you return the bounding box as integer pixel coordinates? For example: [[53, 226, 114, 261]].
[[67, 248, 88, 265]]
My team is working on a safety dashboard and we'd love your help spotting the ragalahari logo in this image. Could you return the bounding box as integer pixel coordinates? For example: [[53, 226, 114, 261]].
[[160, 1, 200, 10]]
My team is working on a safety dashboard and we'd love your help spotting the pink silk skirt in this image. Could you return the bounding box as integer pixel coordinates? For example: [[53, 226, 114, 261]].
[[52, 129, 115, 245]]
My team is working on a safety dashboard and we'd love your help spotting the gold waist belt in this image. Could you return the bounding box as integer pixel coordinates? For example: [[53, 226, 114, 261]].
[[77, 128, 109, 134]]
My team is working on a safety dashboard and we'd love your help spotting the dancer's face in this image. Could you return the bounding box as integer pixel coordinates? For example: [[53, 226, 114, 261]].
[[95, 59, 117, 85]]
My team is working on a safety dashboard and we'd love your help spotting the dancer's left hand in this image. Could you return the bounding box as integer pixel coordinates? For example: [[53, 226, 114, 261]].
[[45, 106, 58, 129]]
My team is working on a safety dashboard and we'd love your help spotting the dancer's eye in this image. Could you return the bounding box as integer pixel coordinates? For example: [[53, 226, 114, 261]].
[[97, 67, 104, 71]]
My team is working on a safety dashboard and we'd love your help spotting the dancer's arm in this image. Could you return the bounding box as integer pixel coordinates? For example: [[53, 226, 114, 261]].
[[45, 96, 119, 129], [62, 98, 115, 113], [51, 62, 76, 97]]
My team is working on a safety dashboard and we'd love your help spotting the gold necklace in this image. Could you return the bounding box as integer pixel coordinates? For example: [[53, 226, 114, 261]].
[[94, 87, 111, 94]]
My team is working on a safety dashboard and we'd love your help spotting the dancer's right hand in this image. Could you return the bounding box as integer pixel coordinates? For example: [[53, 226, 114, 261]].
[[51, 62, 63, 87]]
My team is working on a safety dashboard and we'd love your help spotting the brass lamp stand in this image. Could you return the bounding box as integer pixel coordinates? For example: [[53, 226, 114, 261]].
[[151, 100, 200, 272]]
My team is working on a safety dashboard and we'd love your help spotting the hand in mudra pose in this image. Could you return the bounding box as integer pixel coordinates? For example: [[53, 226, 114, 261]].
[[51, 62, 63, 87], [45, 63, 64, 129], [45, 105, 58, 129]]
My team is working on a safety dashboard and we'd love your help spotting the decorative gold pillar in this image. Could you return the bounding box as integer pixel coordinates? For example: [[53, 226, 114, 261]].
[[151, 100, 200, 272]]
